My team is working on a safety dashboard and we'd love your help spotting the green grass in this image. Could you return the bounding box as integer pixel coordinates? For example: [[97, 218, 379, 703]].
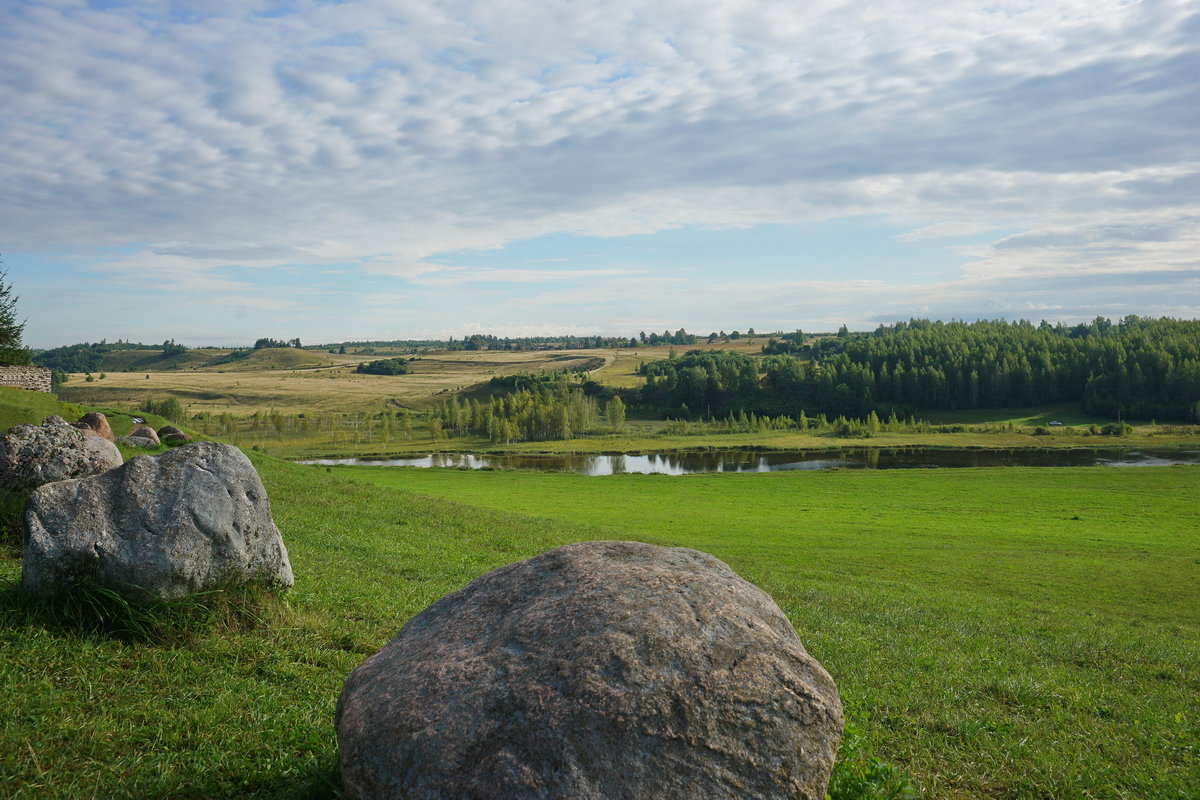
[[1, 455, 598, 799], [0, 387, 80, 431], [339, 464, 1200, 799], [4, 386, 1198, 798]]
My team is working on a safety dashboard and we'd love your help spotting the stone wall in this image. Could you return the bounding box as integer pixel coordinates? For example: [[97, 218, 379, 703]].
[[0, 366, 53, 393]]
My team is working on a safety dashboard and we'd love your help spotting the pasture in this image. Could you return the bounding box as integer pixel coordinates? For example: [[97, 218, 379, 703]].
[[341, 463, 1200, 799], [58, 349, 612, 416], [1, 386, 1197, 798]]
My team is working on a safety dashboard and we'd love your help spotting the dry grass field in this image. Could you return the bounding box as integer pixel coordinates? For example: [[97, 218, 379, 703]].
[[60, 348, 617, 415]]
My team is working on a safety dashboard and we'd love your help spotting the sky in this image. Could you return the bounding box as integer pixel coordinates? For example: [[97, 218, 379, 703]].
[[2, 0, 1198, 348]]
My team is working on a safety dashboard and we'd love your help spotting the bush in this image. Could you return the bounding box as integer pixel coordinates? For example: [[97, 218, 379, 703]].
[[141, 396, 186, 423], [356, 357, 410, 375], [1100, 422, 1133, 436]]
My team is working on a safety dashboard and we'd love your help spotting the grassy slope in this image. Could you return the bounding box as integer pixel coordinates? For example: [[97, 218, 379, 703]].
[[100, 349, 225, 372], [341, 464, 1200, 799], [0, 388, 80, 431], [1, 456, 597, 799]]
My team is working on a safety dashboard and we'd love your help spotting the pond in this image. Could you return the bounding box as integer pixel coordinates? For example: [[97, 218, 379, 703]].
[[300, 447, 1200, 476]]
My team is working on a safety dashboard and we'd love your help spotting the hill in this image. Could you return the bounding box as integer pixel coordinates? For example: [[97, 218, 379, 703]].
[[194, 348, 336, 372], [100, 348, 228, 372]]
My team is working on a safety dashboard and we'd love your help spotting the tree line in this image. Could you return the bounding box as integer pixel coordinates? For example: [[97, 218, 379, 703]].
[[637, 317, 1200, 421], [33, 339, 184, 372]]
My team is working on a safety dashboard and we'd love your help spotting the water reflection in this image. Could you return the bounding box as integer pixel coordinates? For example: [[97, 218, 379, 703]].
[[300, 447, 1200, 475]]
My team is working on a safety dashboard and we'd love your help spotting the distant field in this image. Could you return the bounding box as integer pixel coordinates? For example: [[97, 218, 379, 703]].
[[59, 349, 614, 416], [341, 463, 1200, 799]]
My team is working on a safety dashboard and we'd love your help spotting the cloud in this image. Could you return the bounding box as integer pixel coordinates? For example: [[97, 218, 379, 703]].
[[2, 0, 1197, 344]]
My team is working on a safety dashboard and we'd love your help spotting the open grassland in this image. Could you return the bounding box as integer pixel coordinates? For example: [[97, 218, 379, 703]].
[[340, 464, 1200, 799], [59, 350, 613, 416], [1, 382, 1197, 799], [1, 454, 597, 799]]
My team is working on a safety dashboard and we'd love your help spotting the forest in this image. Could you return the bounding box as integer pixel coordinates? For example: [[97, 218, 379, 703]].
[[639, 317, 1200, 421]]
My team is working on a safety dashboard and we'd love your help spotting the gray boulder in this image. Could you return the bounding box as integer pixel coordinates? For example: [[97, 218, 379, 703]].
[[336, 540, 842, 800], [128, 424, 160, 445], [23, 442, 294, 601], [0, 417, 123, 492], [117, 435, 159, 449]]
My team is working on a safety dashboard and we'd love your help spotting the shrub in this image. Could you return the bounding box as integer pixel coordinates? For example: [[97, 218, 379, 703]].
[[141, 396, 186, 423]]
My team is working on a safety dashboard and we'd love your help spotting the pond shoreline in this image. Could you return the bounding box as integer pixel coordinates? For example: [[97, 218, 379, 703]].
[[299, 446, 1200, 475]]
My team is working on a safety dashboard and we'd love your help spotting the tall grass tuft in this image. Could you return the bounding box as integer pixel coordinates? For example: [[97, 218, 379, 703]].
[[0, 579, 289, 646]]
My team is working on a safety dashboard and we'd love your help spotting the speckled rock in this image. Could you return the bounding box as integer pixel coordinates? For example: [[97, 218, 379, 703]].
[[73, 412, 115, 442], [23, 442, 293, 601], [0, 417, 122, 492], [116, 435, 158, 449], [128, 424, 160, 445], [336, 540, 842, 800]]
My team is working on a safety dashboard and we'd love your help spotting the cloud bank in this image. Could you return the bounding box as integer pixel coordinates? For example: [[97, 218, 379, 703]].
[[2, 0, 1197, 344]]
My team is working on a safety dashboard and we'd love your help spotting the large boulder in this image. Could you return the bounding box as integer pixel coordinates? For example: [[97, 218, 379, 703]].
[[22, 442, 293, 601], [0, 417, 123, 492], [72, 412, 115, 442], [336, 540, 843, 800]]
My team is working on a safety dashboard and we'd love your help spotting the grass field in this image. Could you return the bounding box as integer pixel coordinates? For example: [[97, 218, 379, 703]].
[[2, 386, 1198, 798], [59, 349, 612, 416], [242, 419, 1200, 461], [340, 464, 1200, 799]]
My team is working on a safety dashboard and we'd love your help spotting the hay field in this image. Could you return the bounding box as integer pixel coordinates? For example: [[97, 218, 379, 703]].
[[59, 349, 616, 415]]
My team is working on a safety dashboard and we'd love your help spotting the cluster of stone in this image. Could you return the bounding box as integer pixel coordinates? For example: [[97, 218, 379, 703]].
[[0, 416, 121, 491]]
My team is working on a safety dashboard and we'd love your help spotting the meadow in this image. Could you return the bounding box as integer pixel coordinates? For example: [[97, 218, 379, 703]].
[[6, 346, 1200, 798], [341, 464, 1200, 798]]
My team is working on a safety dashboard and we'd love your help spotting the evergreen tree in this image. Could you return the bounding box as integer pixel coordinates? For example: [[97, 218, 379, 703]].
[[0, 267, 30, 365]]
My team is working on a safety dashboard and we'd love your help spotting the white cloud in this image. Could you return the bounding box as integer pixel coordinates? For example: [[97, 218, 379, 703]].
[[2, 0, 1197, 343]]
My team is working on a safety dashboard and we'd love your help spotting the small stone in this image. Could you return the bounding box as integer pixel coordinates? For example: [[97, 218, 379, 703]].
[[117, 435, 159, 449], [157, 425, 192, 446], [128, 424, 161, 445], [336, 540, 843, 800]]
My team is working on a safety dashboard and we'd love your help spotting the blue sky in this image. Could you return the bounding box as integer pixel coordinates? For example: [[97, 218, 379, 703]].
[[2, 0, 1198, 348]]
